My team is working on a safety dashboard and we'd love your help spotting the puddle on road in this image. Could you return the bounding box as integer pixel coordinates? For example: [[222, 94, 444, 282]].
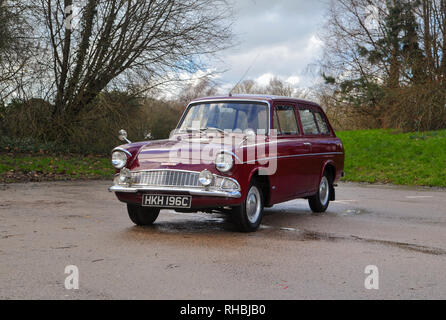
[[123, 213, 239, 237], [349, 236, 446, 256], [0, 199, 72, 208], [0, 202, 12, 209], [151, 218, 235, 233], [261, 226, 446, 256], [119, 211, 446, 257], [63, 214, 87, 219], [296, 230, 446, 256], [341, 208, 372, 216]]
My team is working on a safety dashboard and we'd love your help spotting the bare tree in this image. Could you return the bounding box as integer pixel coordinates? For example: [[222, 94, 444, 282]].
[[176, 77, 218, 106], [22, 0, 232, 135], [0, 1, 34, 103], [231, 79, 257, 94], [322, 0, 446, 86], [232, 77, 308, 98], [264, 77, 295, 96], [318, 0, 446, 131]]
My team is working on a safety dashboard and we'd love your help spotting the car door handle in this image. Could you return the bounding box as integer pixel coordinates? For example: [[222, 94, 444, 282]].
[[303, 142, 312, 146]]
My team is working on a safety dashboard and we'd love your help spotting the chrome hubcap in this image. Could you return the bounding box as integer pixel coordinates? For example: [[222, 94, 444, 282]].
[[319, 176, 329, 206], [246, 186, 261, 224]]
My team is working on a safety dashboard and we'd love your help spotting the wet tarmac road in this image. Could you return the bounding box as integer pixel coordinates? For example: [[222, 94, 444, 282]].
[[1, 181, 446, 299]]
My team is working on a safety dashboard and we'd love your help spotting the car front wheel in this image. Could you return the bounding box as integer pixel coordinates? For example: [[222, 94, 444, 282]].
[[127, 204, 160, 226], [308, 173, 332, 213], [232, 182, 264, 232]]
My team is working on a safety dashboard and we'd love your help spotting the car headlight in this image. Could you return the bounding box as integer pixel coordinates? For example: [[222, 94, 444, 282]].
[[199, 170, 213, 187], [215, 153, 234, 173], [112, 151, 128, 169]]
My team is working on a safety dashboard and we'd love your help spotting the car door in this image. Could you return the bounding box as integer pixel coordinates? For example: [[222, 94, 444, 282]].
[[268, 103, 311, 203], [296, 105, 323, 193], [310, 107, 342, 177], [311, 108, 338, 155]]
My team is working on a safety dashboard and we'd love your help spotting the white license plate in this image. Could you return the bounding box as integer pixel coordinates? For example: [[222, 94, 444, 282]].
[[142, 195, 192, 208]]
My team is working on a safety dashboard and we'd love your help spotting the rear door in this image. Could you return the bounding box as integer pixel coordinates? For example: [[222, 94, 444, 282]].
[[296, 106, 323, 193], [268, 103, 311, 203], [311, 108, 338, 155]]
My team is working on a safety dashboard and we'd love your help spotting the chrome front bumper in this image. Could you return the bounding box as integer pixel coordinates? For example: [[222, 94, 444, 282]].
[[109, 169, 242, 199], [109, 185, 242, 199]]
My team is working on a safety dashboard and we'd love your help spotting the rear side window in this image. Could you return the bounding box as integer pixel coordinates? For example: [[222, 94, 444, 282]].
[[298, 109, 319, 135], [314, 112, 330, 135], [273, 111, 281, 134], [275, 106, 299, 135]]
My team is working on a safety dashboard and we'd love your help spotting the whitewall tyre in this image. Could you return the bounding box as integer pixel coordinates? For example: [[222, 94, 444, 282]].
[[233, 182, 264, 232], [308, 173, 332, 213]]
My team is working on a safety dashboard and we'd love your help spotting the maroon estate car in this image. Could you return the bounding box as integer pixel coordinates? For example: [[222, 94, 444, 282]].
[[109, 95, 345, 232]]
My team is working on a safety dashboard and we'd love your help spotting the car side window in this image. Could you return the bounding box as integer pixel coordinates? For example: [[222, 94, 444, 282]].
[[273, 110, 281, 135], [298, 109, 319, 135], [275, 106, 299, 135], [314, 112, 330, 135]]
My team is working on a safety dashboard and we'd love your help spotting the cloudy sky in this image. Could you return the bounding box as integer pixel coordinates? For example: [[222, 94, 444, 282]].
[[211, 0, 330, 94]]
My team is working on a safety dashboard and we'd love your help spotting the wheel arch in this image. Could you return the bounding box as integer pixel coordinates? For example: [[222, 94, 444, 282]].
[[248, 167, 272, 207], [320, 160, 336, 182], [320, 160, 336, 201]]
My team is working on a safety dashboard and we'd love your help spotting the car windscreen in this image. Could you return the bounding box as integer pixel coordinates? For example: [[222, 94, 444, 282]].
[[178, 102, 269, 133]]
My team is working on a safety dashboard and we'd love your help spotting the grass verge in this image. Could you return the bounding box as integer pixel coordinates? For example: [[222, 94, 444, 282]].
[[337, 129, 446, 187], [0, 152, 114, 183], [1, 129, 445, 187]]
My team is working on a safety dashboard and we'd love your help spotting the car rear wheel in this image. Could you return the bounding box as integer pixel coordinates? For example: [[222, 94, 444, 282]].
[[308, 172, 332, 213], [232, 182, 264, 232], [127, 204, 160, 226]]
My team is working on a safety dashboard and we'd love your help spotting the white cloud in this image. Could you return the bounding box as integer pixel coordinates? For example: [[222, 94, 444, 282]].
[[305, 35, 324, 56], [156, 68, 220, 100], [256, 73, 275, 86], [253, 73, 301, 88], [286, 76, 301, 86], [157, 1, 329, 97], [212, 1, 329, 93], [264, 11, 280, 22]]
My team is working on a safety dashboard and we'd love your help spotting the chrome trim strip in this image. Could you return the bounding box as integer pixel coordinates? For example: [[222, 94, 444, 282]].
[[244, 152, 344, 164], [241, 140, 292, 148], [112, 147, 132, 157], [241, 140, 338, 148], [177, 99, 272, 136], [130, 169, 201, 174], [109, 186, 242, 199]]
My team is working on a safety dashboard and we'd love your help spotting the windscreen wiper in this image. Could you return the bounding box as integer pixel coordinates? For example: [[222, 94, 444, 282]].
[[182, 127, 205, 133], [203, 127, 227, 135]]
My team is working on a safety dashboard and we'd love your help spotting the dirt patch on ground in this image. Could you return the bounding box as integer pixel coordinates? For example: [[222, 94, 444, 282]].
[[0, 170, 110, 184]]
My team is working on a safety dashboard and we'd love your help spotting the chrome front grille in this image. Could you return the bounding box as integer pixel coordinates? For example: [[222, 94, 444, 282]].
[[128, 169, 241, 192], [131, 170, 200, 188]]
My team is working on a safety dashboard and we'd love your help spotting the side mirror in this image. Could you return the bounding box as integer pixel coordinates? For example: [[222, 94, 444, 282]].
[[118, 129, 131, 144]]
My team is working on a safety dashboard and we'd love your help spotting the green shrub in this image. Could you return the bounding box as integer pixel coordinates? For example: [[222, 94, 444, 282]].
[[0, 92, 185, 154]]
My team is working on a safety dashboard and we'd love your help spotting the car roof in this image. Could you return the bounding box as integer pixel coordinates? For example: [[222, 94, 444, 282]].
[[190, 94, 321, 107]]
